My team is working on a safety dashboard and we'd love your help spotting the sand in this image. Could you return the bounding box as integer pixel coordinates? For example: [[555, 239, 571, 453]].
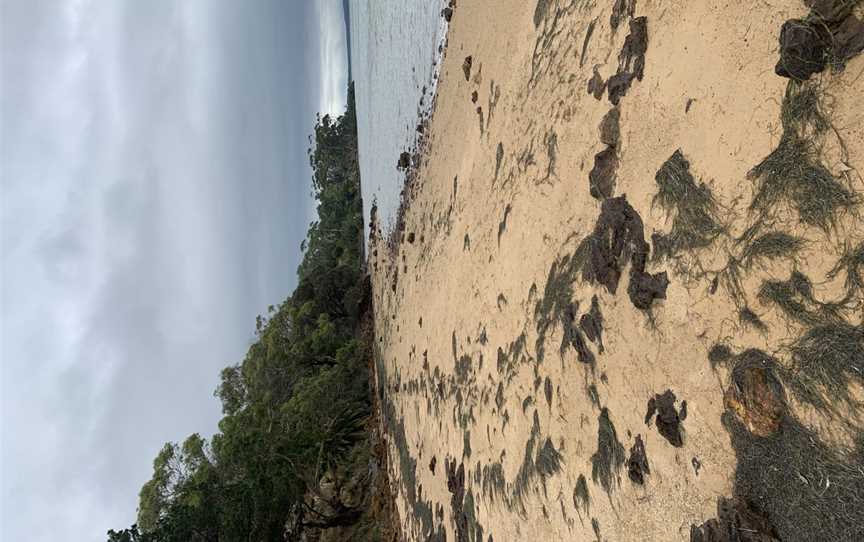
[[369, 1, 864, 540]]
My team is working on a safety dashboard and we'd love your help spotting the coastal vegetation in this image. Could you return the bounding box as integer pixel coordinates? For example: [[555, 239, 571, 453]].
[[107, 84, 393, 542]]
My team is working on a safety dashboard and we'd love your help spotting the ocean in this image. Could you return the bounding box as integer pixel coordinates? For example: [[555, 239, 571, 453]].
[[348, 0, 450, 241]]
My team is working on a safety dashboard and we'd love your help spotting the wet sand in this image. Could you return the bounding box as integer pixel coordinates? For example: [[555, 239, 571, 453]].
[[369, 1, 864, 540]]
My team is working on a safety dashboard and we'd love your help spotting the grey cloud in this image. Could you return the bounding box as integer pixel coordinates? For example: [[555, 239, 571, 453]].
[[1, 1, 338, 540]]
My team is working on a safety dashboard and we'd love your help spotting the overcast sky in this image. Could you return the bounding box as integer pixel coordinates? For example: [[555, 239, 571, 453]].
[[0, 1, 348, 539]]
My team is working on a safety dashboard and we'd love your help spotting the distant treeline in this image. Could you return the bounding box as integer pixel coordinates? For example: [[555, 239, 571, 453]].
[[108, 83, 381, 541]]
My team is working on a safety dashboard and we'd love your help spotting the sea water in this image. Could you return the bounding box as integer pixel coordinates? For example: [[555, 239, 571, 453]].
[[349, 0, 449, 242]]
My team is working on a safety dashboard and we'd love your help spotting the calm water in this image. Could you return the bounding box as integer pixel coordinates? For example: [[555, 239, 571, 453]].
[[349, 0, 449, 241]]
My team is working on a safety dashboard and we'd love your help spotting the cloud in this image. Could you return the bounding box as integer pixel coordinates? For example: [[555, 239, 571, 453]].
[[1, 1, 326, 539], [313, 0, 349, 117]]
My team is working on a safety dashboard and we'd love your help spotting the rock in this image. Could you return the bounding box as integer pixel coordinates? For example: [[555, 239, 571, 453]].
[[690, 497, 780, 542], [606, 72, 634, 106], [645, 390, 685, 447], [579, 195, 669, 310], [775, 2, 864, 80], [775, 19, 830, 80], [627, 434, 650, 484], [407, 232, 415, 244], [589, 147, 618, 199], [587, 67, 606, 100], [462, 56, 473, 81], [724, 350, 786, 437], [599, 107, 620, 147], [471, 90, 478, 103], [397, 151, 411, 170], [442, 7, 453, 22]]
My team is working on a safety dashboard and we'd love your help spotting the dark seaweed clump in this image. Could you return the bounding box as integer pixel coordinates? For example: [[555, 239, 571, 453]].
[[645, 390, 686, 447], [652, 149, 725, 259], [579, 295, 605, 353], [446, 459, 468, 542], [577, 196, 669, 310], [626, 435, 650, 485], [573, 473, 591, 523], [757, 270, 842, 326], [748, 81, 858, 231], [590, 408, 625, 494], [607, 17, 648, 105], [785, 322, 864, 413], [722, 411, 864, 542], [690, 497, 780, 542]]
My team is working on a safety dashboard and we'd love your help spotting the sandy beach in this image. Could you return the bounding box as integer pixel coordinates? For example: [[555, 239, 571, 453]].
[[369, 1, 864, 541]]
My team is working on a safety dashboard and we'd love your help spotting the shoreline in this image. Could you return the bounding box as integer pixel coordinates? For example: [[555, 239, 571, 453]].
[[370, 1, 864, 541]]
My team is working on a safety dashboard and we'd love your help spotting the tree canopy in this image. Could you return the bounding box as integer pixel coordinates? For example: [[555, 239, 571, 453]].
[[110, 84, 376, 541]]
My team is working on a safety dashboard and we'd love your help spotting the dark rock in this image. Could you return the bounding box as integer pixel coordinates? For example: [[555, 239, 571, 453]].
[[407, 232, 415, 244], [690, 497, 780, 542], [775, 19, 831, 80], [397, 151, 411, 170], [430, 455, 437, 474], [606, 72, 635, 106], [627, 434, 650, 484], [833, 13, 864, 64], [587, 67, 606, 100], [462, 56, 473, 81], [775, 1, 864, 80], [724, 350, 786, 438], [589, 147, 618, 200], [599, 107, 620, 147], [645, 390, 685, 447], [471, 90, 478, 103], [442, 7, 453, 22], [580, 196, 668, 310]]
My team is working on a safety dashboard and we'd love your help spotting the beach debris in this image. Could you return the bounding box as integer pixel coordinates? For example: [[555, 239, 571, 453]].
[[471, 90, 478, 103], [591, 408, 626, 494], [578, 196, 669, 310], [775, 0, 864, 80], [599, 107, 620, 147], [441, 6, 453, 22], [644, 390, 686, 447], [462, 56, 473, 81], [610, 0, 637, 32], [587, 67, 606, 100], [692, 456, 702, 476], [590, 108, 620, 199], [430, 456, 437, 475], [724, 351, 786, 438], [533, 0, 551, 28], [589, 147, 618, 200], [651, 149, 724, 258], [397, 151, 411, 170], [445, 459, 469, 542], [689, 497, 780, 542], [497, 204, 512, 245], [494, 142, 504, 180], [573, 474, 591, 523], [627, 434, 650, 484], [579, 295, 605, 353], [580, 18, 598, 67], [608, 16, 648, 105]]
